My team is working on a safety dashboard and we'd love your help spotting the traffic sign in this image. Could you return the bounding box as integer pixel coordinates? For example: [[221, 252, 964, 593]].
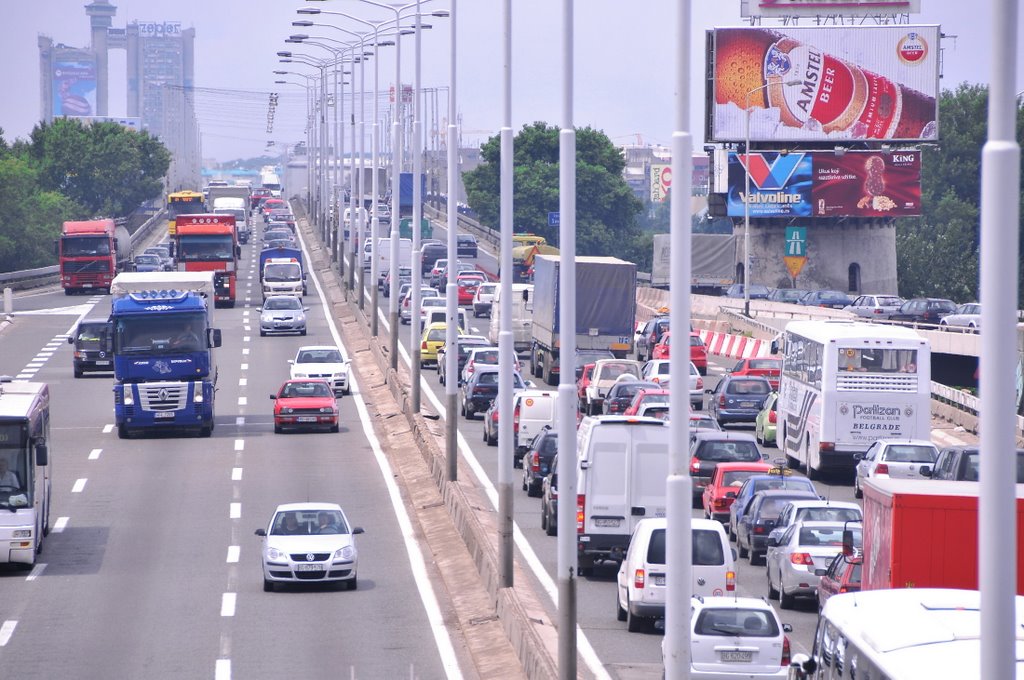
[[784, 226, 807, 257], [784, 256, 807, 278], [547, 212, 560, 228]]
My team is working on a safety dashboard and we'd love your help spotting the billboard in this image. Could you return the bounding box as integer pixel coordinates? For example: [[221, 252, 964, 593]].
[[709, 26, 939, 143], [723, 150, 920, 218], [52, 58, 97, 117], [651, 164, 671, 203], [741, 0, 920, 18]]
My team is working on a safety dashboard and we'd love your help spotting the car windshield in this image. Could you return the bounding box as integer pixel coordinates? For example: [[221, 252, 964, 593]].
[[799, 526, 860, 547], [264, 298, 301, 311], [752, 478, 813, 495], [695, 608, 780, 637], [297, 349, 343, 364], [271, 509, 349, 536], [471, 349, 499, 364], [647, 528, 724, 566], [281, 382, 332, 398], [695, 441, 761, 462], [796, 507, 862, 523], [135, 255, 159, 265], [883, 445, 937, 463], [756, 497, 803, 519], [747, 359, 780, 371]]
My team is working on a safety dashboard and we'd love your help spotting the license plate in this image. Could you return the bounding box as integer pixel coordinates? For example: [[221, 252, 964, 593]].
[[296, 564, 323, 572], [154, 412, 175, 419], [594, 518, 620, 528], [739, 401, 755, 408], [654, 575, 666, 586], [297, 416, 317, 423], [95, 360, 111, 366], [720, 651, 752, 663], [83, 284, 93, 288]]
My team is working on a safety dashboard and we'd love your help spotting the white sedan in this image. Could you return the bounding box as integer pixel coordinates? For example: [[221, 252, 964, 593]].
[[938, 302, 981, 331], [255, 503, 364, 591], [289, 345, 350, 395]]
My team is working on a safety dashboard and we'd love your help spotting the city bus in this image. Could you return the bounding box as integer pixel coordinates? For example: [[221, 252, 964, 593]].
[[167, 190, 206, 236], [788, 588, 1024, 679], [0, 380, 52, 567], [772, 320, 930, 478]]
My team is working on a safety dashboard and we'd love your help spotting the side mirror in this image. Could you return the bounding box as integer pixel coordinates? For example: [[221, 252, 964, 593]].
[[725, 491, 736, 499], [920, 465, 932, 476], [770, 339, 780, 355], [209, 328, 223, 348], [782, 623, 794, 634], [255, 528, 267, 537], [814, 568, 828, 576], [842, 529, 856, 556], [35, 444, 48, 467], [287, 359, 295, 365], [704, 388, 713, 395], [270, 394, 278, 400], [852, 452, 863, 461]]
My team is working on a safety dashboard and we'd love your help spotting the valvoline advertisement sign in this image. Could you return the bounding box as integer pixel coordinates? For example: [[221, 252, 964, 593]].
[[725, 152, 812, 217]]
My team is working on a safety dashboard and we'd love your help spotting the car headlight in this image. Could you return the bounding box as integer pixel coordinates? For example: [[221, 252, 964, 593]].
[[261, 313, 272, 322], [193, 380, 204, 404], [266, 547, 289, 561], [320, 406, 334, 414], [334, 545, 356, 561]]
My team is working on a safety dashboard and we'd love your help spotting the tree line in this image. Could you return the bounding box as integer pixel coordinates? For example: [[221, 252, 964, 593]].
[[0, 118, 169, 272]]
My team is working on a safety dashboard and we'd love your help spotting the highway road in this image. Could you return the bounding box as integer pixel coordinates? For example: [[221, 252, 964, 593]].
[[0, 223, 460, 678]]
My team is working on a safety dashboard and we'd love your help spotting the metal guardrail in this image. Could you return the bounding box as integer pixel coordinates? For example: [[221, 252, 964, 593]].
[[0, 210, 167, 290]]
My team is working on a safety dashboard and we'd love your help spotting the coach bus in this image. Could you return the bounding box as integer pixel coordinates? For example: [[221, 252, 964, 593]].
[[788, 588, 1024, 679], [167, 190, 206, 236], [772, 320, 930, 478], [0, 380, 52, 567]]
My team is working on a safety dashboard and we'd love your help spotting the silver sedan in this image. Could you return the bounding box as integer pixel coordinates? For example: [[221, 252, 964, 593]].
[[766, 521, 860, 609]]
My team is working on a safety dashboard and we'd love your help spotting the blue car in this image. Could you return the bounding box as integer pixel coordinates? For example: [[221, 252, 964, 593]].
[[727, 471, 817, 542], [706, 374, 772, 426]]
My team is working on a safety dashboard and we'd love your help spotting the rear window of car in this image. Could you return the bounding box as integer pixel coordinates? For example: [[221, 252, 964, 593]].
[[726, 380, 770, 395], [721, 470, 762, 487], [798, 526, 849, 546], [882, 445, 937, 463], [690, 335, 704, 347], [646, 528, 725, 566], [747, 359, 781, 371], [796, 507, 862, 523], [878, 296, 902, 306], [457, 235, 476, 244], [696, 441, 761, 462], [753, 478, 814, 494], [849, 562, 863, 582], [694, 608, 779, 637]]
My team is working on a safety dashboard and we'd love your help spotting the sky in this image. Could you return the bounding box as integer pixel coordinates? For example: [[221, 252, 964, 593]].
[[3, 1, 1023, 163]]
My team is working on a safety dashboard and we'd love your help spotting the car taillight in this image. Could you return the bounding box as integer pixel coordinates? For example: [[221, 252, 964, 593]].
[[491, 409, 499, 423], [551, 487, 558, 500], [839, 585, 849, 593], [754, 525, 767, 534], [403, 298, 409, 308], [576, 495, 585, 532], [768, 410, 777, 424], [421, 341, 428, 350], [782, 636, 791, 665], [790, 552, 814, 565], [713, 497, 729, 510], [531, 452, 540, 473], [820, 441, 835, 452], [513, 404, 521, 434], [690, 457, 701, 474], [875, 462, 889, 475], [719, 395, 726, 407], [634, 569, 646, 589], [725, 570, 735, 592], [652, 376, 660, 384], [696, 376, 703, 390]]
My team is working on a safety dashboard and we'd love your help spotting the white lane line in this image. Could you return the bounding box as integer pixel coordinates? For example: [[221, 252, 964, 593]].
[[88, 448, 101, 460], [299, 226, 462, 679], [215, 659, 231, 680], [71, 478, 87, 493], [220, 593, 236, 617], [232, 467, 243, 481], [25, 363, 44, 368], [235, 416, 245, 426], [52, 517, 69, 533], [243, 326, 251, 332], [234, 439, 244, 451], [238, 378, 247, 387], [237, 397, 247, 406], [15, 374, 32, 380], [242, 348, 249, 355], [229, 503, 241, 519], [241, 363, 249, 371], [0, 621, 16, 646], [26, 563, 46, 581], [102, 424, 114, 434], [226, 546, 240, 563], [243, 336, 250, 342], [242, 311, 250, 316]]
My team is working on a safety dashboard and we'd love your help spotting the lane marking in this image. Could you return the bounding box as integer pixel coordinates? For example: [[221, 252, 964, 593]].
[[227, 546, 240, 563], [229, 503, 241, 519], [234, 439, 244, 451], [240, 363, 249, 371], [215, 658, 232, 680], [243, 336, 250, 342], [232, 467, 243, 481], [52, 517, 69, 533], [15, 374, 33, 380], [0, 621, 16, 646], [243, 326, 251, 332], [220, 593, 236, 617], [237, 397, 247, 406], [102, 424, 114, 434], [26, 563, 46, 581], [238, 378, 247, 387], [71, 478, 87, 493], [88, 448, 101, 460], [242, 348, 250, 355]]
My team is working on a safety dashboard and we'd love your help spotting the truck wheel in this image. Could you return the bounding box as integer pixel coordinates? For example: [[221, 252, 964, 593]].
[[199, 425, 212, 438], [117, 424, 129, 439], [64, 288, 74, 296], [543, 362, 555, 387]]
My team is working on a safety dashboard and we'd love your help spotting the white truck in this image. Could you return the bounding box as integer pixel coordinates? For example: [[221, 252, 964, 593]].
[[261, 258, 304, 300], [488, 283, 535, 353], [211, 196, 251, 244], [373, 237, 413, 288]]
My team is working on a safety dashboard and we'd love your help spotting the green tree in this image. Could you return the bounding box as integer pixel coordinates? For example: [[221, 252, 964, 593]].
[[0, 154, 79, 271], [462, 122, 642, 256]]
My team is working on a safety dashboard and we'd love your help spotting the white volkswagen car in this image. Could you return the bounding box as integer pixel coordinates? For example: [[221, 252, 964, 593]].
[[255, 503, 364, 591], [289, 346, 350, 395]]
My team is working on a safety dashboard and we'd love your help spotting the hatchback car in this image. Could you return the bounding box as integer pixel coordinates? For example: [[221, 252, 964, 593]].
[[853, 438, 938, 498], [289, 346, 350, 395], [456, 233, 478, 257], [773, 500, 863, 533], [603, 380, 660, 415], [521, 428, 558, 497], [707, 375, 773, 426], [640, 359, 671, 389], [844, 293, 904, 319], [460, 367, 528, 419], [382, 266, 413, 297], [689, 431, 765, 504], [623, 387, 671, 416], [636, 316, 671, 362], [260, 295, 307, 336], [736, 489, 820, 564], [690, 333, 708, 375], [684, 596, 792, 678], [419, 322, 452, 367], [816, 552, 863, 612], [766, 288, 809, 304], [255, 503, 364, 591], [461, 347, 521, 385], [702, 461, 773, 523], [540, 456, 558, 536], [766, 521, 861, 609], [456, 273, 486, 305], [437, 335, 491, 386], [133, 254, 163, 272], [400, 286, 439, 324], [727, 470, 817, 542], [939, 302, 981, 331], [888, 297, 957, 324], [798, 290, 852, 309], [472, 282, 497, 317], [724, 283, 771, 300], [420, 243, 448, 273], [729, 357, 782, 391], [270, 380, 339, 433]]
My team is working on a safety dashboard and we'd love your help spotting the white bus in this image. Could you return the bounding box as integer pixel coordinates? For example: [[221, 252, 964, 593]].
[[788, 588, 1024, 679], [0, 380, 52, 566], [772, 320, 930, 478]]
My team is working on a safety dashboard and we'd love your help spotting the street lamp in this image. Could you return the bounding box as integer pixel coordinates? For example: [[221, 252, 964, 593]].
[[742, 79, 801, 317]]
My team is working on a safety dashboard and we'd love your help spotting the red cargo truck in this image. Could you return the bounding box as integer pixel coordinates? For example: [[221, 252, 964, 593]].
[[57, 219, 130, 294], [861, 478, 1024, 593], [174, 213, 239, 308]]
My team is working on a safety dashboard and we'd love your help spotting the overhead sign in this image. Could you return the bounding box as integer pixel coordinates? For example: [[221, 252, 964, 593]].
[[651, 164, 672, 203], [547, 212, 560, 228], [724, 150, 921, 218], [709, 26, 939, 143], [741, 0, 921, 18]]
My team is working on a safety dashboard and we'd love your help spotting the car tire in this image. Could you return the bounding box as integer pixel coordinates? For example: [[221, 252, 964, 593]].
[[854, 477, 863, 499], [767, 568, 780, 600], [300, 329, 306, 336], [616, 590, 628, 622], [347, 576, 357, 591], [74, 367, 83, 379], [751, 550, 764, 566], [626, 598, 645, 633], [263, 579, 274, 593], [522, 476, 528, 492], [728, 523, 736, 541], [738, 537, 749, 559], [465, 406, 474, 419], [260, 330, 266, 337], [545, 511, 557, 536], [779, 587, 795, 610], [540, 508, 548, 531], [330, 424, 340, 433], [274, 425, 283, 434]]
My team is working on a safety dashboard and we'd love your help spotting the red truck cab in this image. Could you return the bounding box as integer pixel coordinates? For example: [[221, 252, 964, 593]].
[[57, 219, 123, 294]]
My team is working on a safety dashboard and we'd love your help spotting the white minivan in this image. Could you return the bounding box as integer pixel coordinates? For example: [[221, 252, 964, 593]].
[[576, 415, 671, 575], [616, 518, 735, 632], [488, 283, 534, 353], [512, 389, 558, 465]]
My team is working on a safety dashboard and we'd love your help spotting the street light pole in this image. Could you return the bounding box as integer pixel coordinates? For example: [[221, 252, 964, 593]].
[[411, 0, 424, 411], [445, 0, 458, 482]]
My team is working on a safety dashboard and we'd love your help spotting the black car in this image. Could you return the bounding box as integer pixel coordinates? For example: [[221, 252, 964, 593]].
[[889, 297, 957, 324], [438, 335, 492, 386], [736, 489, 819, 565], [798, 290, 853, 309], [603, 380, 660, 415], [540, 455, 558, 536], [521, 428, 558, 497], [724, 284, 770, 299], [689, 431, 765, 505], [456, 234, 478, 258], [460, 368, 527, 419], [767, 288, 809, 304], [925, 446, 1024, 482], [421, 243, 448, 273], [68, 319, 112, 378]]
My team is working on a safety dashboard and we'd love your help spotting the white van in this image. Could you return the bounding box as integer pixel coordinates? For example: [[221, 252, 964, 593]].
[[512, 389, 558, 465], [424, 307, 468, 335], [375, 237, 413, 286], [576, 415, 671, 575], [489, 283, 534, 352], [615, 518, 735, 631]]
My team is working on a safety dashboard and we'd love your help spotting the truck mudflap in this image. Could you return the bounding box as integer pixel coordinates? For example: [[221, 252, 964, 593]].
[[577, 533, 630, 565]]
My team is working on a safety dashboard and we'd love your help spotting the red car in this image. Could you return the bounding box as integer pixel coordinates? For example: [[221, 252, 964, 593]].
[[730, 357, 782, 391], [456, 273, 486, 305], [816, 553, 863, 612], [623, 388, 671, 416], [650, 332, 709, 375], [271, 379, 340, 434], [701, 461, 773, 522], [576, 363, 596, 409]]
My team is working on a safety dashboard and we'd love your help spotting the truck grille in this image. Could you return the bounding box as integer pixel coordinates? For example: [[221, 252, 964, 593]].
[[836, 374, 917, 393], [138, 383, 188, 411], [67, 259, 111, 273]]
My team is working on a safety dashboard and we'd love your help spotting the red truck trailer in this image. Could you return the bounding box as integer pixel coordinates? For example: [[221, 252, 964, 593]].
[[862, 478, 1024, 593], [57, 219, 131, 294]]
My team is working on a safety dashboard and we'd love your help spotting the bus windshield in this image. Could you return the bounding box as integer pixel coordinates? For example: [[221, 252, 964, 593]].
[[168, 197, 205, 218], [114, 312, 208, 355], [177, 235, 235, 262], [0, 424, 31, 508]]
